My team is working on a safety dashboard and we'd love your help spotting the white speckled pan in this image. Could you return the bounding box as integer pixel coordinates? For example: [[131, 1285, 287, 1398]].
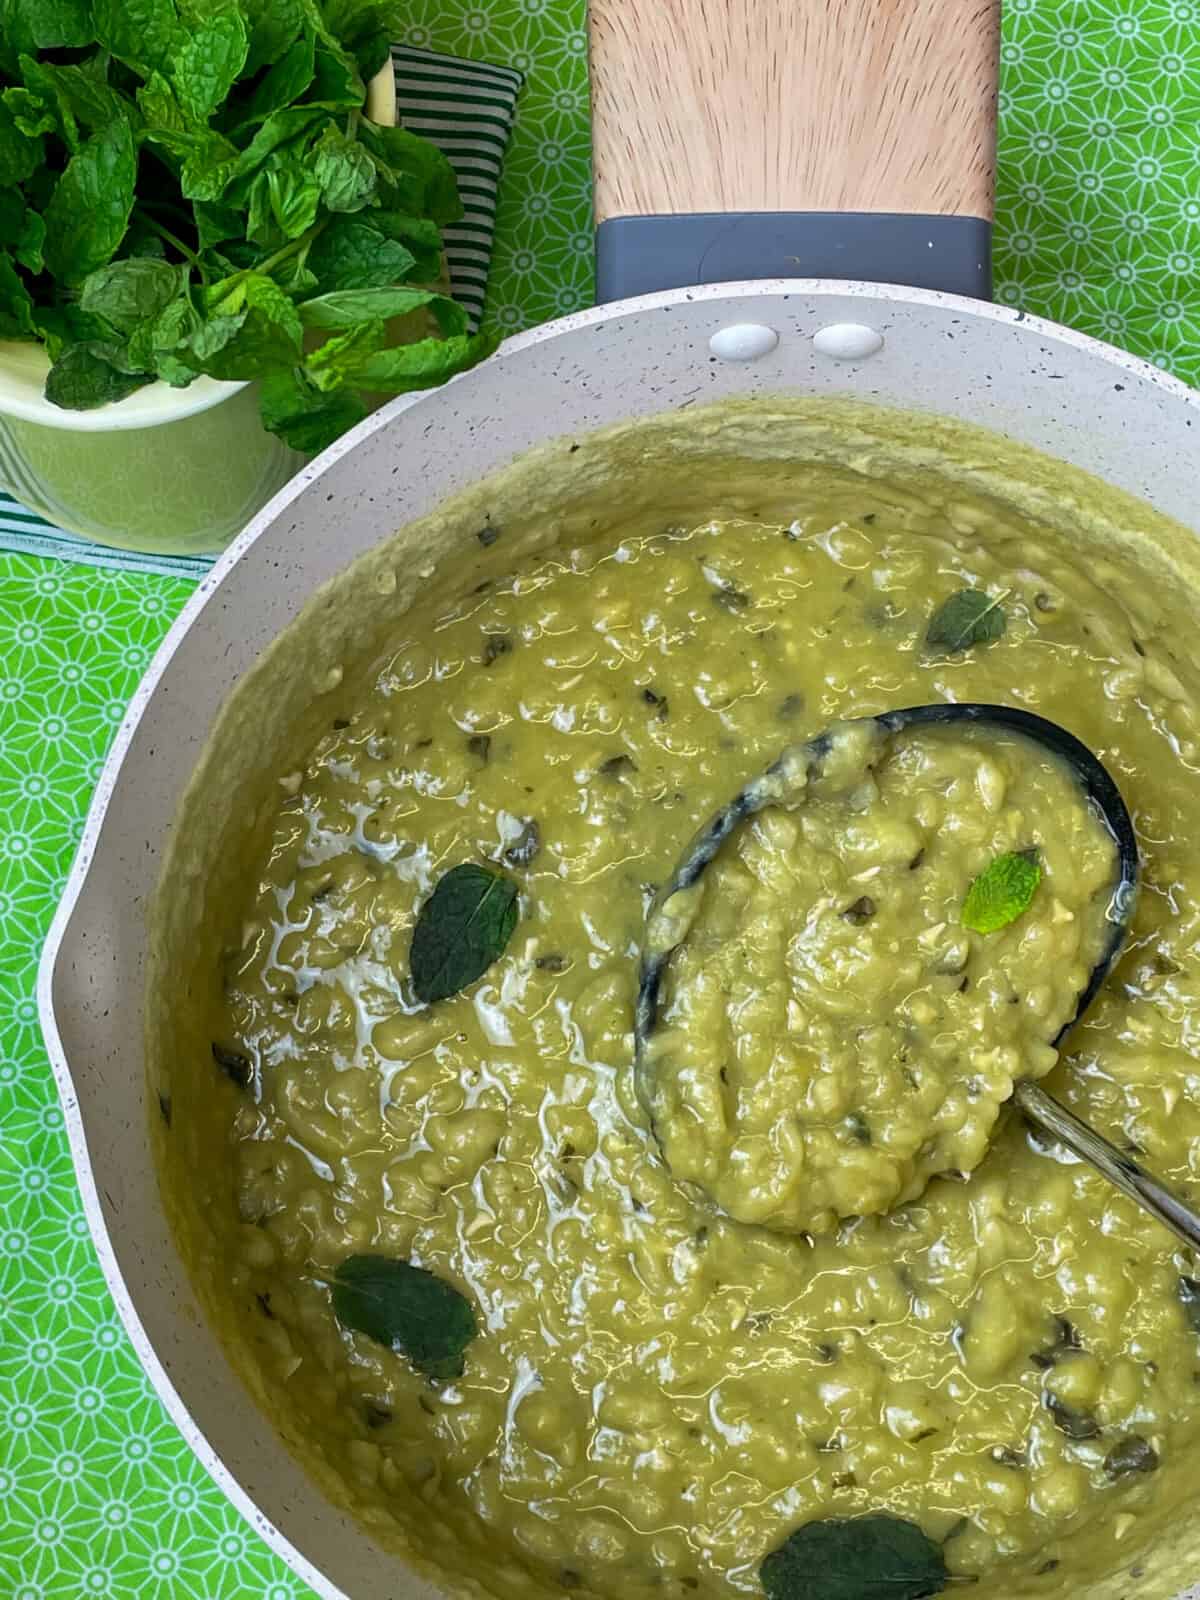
[[35, 279, 1200, 1600]]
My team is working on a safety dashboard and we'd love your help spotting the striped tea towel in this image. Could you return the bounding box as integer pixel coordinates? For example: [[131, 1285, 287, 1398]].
[[392, 44, 522, 334], [0, 44, 523, 581]]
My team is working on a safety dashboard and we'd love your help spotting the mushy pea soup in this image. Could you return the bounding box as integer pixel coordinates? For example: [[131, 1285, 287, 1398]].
[[151, 401, 1200, 1600]]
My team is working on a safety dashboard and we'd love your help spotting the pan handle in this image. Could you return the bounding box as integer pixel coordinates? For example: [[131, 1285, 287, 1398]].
[[588, 0, 999, 302]]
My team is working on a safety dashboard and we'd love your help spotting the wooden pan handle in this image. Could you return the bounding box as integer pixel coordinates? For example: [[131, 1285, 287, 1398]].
[[589, 0, 999, 224]]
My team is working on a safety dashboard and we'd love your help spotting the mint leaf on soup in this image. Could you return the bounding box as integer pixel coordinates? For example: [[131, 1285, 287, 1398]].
[[1180, 1275, 1200, 1335], [760, 1515, 948, 1600], [42, 113, 136, 284], [410, 864, 519, 1005], [330, 1254, 477, 1379], [962, 849, 1042, 935], [925, 589, 1007, 653]]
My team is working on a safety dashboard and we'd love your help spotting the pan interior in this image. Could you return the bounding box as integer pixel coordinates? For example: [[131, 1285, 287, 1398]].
[[150, 397, 1200, 1600]]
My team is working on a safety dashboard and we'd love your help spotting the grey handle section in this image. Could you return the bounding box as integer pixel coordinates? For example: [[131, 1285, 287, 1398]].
[[1015, 1080, 1200, 1253], [595, 212, 992, 304]]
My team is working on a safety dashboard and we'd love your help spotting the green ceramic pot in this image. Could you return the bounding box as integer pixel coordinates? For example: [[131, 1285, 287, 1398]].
[[0, 342, 305, 557]]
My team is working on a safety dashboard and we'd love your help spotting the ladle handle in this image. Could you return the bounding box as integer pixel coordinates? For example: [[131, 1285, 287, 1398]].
[[588, 0, 1000, 299], [1015, 1081, 1200, 1254]]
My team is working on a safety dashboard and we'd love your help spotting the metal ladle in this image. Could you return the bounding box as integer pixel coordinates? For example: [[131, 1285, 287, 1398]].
[[635, 702, 1200, 1252]]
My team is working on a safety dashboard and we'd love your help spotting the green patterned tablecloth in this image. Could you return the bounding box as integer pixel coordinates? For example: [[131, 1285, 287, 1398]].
[[1, 3, 1197, 1595]]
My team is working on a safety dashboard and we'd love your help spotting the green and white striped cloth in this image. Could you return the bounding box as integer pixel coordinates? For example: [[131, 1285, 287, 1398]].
[[0, 44, 522, 579], [392, 43, 522, 333]]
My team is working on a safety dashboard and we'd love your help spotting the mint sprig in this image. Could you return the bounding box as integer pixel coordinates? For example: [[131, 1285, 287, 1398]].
[[0, 3, 497, 451]]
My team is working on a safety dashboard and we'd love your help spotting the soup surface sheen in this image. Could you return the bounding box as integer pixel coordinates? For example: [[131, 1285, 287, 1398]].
[[178, 441, 1200, 1600]]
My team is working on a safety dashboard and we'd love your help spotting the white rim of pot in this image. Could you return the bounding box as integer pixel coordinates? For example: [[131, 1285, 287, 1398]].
[[35, 278, 1200, 1599], [0, 60, 398, 436]]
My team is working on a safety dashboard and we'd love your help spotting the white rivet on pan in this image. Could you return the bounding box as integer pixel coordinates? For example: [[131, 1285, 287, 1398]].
[[708, 324, 779, 362], [812, 323, 884, 360]]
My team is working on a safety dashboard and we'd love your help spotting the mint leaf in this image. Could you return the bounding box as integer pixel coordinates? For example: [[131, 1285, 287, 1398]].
[[224, 104, 327, 199], [358, 121, 462, 225], [306, 217, 416, 290], [369, 210, 444, 280], [235, 30, 314, 127], [30, 302, 114, 361], [410, 864, 519, 1005], [2, 0, 484, 431], [269, 158, 322, 238], [186, 271, 303, 378], [925, 589, 1007, 653], [243, 158, 320, 245], [760, 1515, 948, 1600], [172, 8, 249, 123], [137, 72, 238, 191], [93, 0, 182, 75], [0, 250, 34, 337], [341, 331, 500, 393], [3, 84, 59, 142], [16, 55, 136, 142], [0, 0, 93, 54], [80, 259, 183, 337], [1103, 1435, 1158, 1479], [192, 199, 243, 250], [961, 849, 1041, 935], [0, 100, 42, 186], [330, 1255, 477, 1380], [259, 366, 366, 453], [42, 113, 137, 285], [321, 0, 394, 71], [1180, 1275, 1200, 1334], [311, 124, 376, 213], [0, 190, 45, 273], [303, 316, 386, 390], [241, 0, 304, 74], [45, 342, 150, 410], [298, 286, 465, 332]]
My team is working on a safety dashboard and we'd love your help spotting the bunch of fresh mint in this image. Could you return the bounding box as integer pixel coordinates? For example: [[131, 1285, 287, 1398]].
[[0, 1, 500, 452]]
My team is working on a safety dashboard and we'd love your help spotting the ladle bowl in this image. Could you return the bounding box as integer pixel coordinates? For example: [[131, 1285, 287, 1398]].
[[635, 703, 1200, 1251]]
